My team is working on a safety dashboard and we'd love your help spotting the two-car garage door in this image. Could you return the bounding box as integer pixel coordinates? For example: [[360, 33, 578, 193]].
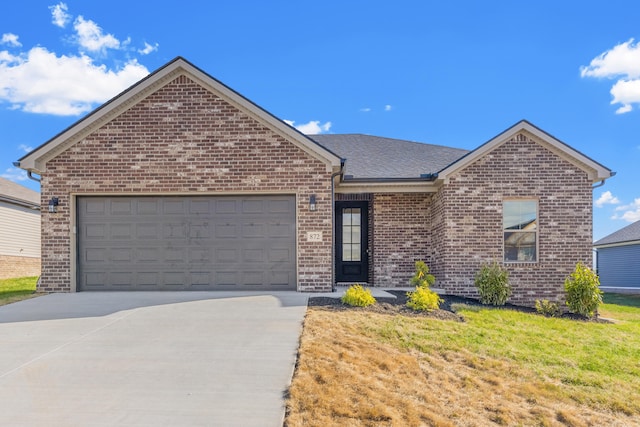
[[77, 195, 296, 291]]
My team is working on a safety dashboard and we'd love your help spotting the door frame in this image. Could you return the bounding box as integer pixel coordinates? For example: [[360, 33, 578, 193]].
[[335, 200, 369, 283]]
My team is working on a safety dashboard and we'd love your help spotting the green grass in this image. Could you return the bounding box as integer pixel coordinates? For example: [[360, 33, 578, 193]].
[[0, 276, 39, 306], [364, 294, 640, 417]]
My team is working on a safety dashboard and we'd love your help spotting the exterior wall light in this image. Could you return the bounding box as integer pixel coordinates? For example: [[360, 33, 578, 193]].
[[48, 197, 59, 213], [309, 194, 317, 211]]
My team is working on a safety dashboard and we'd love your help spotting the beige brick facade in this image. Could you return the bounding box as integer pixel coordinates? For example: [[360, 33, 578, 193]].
[[372, 193, 432, 287], [22, 59, 607, 307], [431, 133, 593, 306], [0, 255, 40, 279], [39, 75, 334, 292]]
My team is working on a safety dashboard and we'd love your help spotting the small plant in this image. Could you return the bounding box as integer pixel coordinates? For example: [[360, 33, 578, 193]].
[[406, 261, 442, 311], [410, 260, 435, 289], [406, 286, 443, 311], [535, 299, 560, 317], [564, 262, 602, 318], [341, 284, 376, 307], [474, 261, 511, 306]]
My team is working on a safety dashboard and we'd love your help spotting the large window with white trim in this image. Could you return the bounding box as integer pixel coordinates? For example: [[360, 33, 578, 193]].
[[503, 200, 537, 262]]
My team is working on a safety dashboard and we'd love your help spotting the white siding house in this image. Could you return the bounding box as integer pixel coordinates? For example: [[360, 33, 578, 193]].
[[0, 178, 41, 279]]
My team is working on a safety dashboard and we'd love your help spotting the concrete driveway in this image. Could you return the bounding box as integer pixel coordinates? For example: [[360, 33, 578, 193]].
[[0, 292, 309, 427]]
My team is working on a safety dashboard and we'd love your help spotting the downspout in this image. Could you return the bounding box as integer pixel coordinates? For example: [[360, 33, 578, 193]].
[[592, 171, 616, 189], [12, 162, 41, 183], [330, 160, 346, 292]]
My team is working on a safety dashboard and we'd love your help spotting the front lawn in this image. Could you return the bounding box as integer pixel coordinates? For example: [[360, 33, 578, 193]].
[[0, 276, 39, 306], [285, 295, 640, 426]]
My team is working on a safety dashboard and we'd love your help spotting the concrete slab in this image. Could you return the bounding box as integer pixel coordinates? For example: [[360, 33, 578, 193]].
[[0, 291, 309, 427]]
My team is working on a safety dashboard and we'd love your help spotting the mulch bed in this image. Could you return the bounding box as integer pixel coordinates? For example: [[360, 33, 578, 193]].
[[308, 290, 609, 323]]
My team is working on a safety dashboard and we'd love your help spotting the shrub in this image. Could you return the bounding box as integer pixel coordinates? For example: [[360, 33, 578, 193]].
[[564, 262, 602, 318], [535, 299, 560, 317], [406, 286, 443, 311], [341, 284, 376, 307], [410, 261, 435, 289], [474, 261, 511, 306]]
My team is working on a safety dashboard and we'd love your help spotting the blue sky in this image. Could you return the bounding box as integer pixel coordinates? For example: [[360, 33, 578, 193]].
[[1, 1, 639, 240]]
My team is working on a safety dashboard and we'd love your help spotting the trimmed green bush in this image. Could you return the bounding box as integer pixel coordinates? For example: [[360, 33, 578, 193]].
[[535, 299, 560, 317], [474, 261, 511, 306], [406, 286, 443, 311], [341, 284, 376, 307], [410, 261, 435, 289], [564, 262, 602, 318]]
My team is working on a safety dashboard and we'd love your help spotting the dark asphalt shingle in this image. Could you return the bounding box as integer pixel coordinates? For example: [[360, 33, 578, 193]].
[[594, 220, 640, 246], [0, 177, 39, 205], [309, 134, 469, 179]]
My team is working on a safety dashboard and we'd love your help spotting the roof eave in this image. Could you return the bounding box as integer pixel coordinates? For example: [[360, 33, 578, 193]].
[[594, 239, 640, 249], [336, 178, 440, 194], [17, 57, 342, 174], [437, 120, 614, 184]]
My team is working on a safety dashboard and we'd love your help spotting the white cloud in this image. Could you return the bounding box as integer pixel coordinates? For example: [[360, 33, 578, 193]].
[[284, 119, 332, 135], [18, 144, 33, 153], [0, 4, 157, 116], [359, 107, 371, 112], [1, 167, 28, 182], [49, 2, 71, 28], [139, 42, 159, 55], [1, 33, 22, 47], [613, 198, 640, 222], [581, 39, 640, 114], [73, 16, 121, 53], [0, 47, 149, 115], [595, 191, 620, 207], [384, 104, 392, 111]]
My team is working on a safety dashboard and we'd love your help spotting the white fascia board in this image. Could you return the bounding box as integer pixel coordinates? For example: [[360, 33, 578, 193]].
[[18, 58, 342, 173], [438, 120, 613, 184], [335, 180, 440, 194]]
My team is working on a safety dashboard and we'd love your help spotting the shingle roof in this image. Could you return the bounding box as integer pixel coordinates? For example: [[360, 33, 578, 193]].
[[0, 177, 40, 207], [594, 220, 640, 246], [308, 134, 469, 179]]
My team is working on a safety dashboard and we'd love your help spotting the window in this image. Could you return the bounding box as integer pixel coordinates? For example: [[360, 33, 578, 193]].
[[503, 200, 537, 262], [342, 208, 361, 262]]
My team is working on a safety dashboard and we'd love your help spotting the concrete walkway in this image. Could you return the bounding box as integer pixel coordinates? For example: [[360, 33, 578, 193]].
[[0, 292, 309, 427]]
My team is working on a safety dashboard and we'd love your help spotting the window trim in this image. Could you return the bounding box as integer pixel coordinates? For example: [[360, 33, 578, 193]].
[[503, 198, 539, 263]]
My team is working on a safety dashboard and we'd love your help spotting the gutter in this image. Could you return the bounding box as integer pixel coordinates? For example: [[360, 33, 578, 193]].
[[0, 195, 39, 210], [592, 171, 616, 189], [330, 159, 346, 292], [12, 161, 42, 183]]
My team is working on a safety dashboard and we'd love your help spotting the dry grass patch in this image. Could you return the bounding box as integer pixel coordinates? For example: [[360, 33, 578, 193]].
[[285, 304, 640, 427]]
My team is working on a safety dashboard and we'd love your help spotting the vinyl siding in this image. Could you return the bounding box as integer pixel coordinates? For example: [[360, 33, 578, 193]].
[[0, 201, 41, 258], [597, 244, 640, 287]]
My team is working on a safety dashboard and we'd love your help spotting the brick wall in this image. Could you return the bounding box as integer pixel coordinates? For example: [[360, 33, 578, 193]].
[[0, 255, 40, 279], [40, 74, 333, 292], [435, 132, 593, 306], [372, 193, 432, 287]]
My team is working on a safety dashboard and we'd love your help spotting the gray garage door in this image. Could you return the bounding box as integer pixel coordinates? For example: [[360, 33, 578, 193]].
[[77, 195, 296, 291]]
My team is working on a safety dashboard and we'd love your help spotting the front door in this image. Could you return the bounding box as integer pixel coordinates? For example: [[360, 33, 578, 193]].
[[335, 201, 369, 283]]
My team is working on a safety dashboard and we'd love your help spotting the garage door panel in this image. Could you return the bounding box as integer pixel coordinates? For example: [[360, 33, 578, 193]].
[[77, 196, 296, 291]]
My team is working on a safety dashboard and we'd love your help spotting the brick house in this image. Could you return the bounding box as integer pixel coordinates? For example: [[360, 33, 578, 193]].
[[16, 57, 612, 306]]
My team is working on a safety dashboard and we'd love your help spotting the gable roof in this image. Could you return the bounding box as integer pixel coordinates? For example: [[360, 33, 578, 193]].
[[0, 177, 39, 209], [594, 220, 640, 247], [437, 120, 613, 184], [309, 134, 468, 179], [17, 57, 342, 174]]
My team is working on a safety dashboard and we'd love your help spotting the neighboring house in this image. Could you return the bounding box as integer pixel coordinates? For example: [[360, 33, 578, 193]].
[[16, 57, 613, 305], [593, 220, 640, 288], [0, 177, 41, 279]]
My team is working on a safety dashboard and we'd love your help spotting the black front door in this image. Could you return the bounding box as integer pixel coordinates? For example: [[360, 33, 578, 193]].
[[335, 201, 369, 283]]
